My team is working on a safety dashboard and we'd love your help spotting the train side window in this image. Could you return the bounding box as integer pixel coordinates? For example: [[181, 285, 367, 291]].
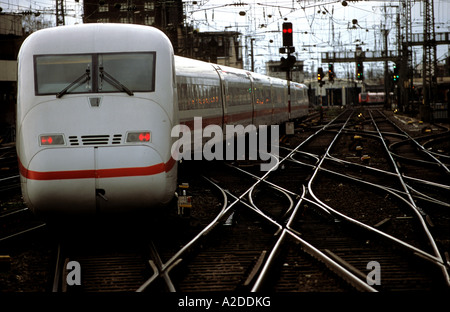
[[177, 80, 188, 110]]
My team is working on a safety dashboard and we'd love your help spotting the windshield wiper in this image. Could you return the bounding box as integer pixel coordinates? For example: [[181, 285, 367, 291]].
[[99, 66, 134, 96], [56, 67, 91, 98]]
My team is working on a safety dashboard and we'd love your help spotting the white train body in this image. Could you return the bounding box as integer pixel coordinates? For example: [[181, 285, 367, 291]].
[[17, 24, 178, 215], [17, 24, 309, 217]]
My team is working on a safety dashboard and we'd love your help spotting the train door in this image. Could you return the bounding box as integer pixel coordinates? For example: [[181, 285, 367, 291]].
[[212, 65, 227, 137], [247, 73, 256, 125], [288, 80, 291, 120]]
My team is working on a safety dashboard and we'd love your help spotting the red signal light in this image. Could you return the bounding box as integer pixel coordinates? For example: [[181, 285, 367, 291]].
[[282, 22, 293, 47]]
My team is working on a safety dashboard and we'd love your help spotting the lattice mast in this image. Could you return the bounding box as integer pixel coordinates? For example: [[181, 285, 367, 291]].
[[56, 0, 65, 26], [422, 0, 437, 111]]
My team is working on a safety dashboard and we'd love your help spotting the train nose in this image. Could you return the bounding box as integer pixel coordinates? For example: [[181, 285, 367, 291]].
[[23, 145, 172, 216]]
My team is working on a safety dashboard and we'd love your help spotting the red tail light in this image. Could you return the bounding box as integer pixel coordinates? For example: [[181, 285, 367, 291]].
[[39, 134, 65, 146], [126, 131, 151, 143], [139, 132, 151, 142]]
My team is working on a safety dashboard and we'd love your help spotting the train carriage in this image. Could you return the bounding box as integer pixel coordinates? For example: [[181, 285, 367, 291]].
[[290, 82, 309, 120], [359, 92, 385, 105], [271, 78, 289, 124], [249, 72, 273, 127], [216, 65, 254, 129], [175, 56, 223, 149]]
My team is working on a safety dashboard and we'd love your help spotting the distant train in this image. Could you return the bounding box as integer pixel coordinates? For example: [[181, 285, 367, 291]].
[[17, 23, 309, 216], [359, 92, 385, 105]]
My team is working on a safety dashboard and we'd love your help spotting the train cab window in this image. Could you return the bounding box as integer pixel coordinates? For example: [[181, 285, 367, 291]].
[[35, 54, 93, 95], [34, 52, 155, 96], [98, 53, 155, 93]]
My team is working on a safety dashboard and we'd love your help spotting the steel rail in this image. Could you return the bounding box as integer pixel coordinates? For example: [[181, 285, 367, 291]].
[[378, 110, 450, 173], [136, 176, 229, 292], [309, 168, 448, 267], [402, 174, 450, 190], [248, 183, 294, 219], [307, 111, 354, 215], [148, 241, 177, 292], [226, 162, 301, 198], [407, 186, 450, 207], [250, 186, 377, 292], [369, 110, 449, 285], [306, 110, 449, 284], [0, 223, 46, 243], [136, 109, 378, 292], [52, 243, 64, 292], [317, 166, 447, 263], [0, 175, 20, 183], [226, 177, 376, 292], [0, 207, 29, 218]]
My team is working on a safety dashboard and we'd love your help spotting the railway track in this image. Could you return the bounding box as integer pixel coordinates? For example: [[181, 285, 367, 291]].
[[59, 107, 448, 292], [0, 145, 20, 196], [52, 220, 155, 292], [137, 110, 342, 292], [156, 108, 448, 290], [2, 107, 449, 292]]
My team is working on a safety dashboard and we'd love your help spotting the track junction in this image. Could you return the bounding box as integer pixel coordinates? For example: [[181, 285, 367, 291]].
[[0, 106, 449, 292]]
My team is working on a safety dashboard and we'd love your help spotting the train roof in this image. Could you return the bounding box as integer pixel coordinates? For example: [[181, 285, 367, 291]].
[[174, 56, 218, 79], [19, 23, 173, 58]]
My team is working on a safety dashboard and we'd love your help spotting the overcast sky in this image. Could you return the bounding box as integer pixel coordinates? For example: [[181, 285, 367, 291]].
[[3, 0, 449, 75], [185, 0, 450, 74]]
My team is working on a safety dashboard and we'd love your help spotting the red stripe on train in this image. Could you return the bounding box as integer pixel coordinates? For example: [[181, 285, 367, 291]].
[[18, 157, 175, 181]]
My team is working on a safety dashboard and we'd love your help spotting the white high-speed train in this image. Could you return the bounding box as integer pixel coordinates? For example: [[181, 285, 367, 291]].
[[17, 23, 309, 216]]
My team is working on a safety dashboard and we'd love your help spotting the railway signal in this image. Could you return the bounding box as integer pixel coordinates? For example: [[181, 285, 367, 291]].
[[328, 64, 334, 82], [279, 22, 295, 89], [356, 61, 364, 80], [317, 67, 324, 86], [393, 63, 399, 84], [282, 22, 293, 47]]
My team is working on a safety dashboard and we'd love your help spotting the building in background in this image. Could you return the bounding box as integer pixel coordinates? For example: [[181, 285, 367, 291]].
[[83, 0, 243, 69], [179, 28, 243, 68], [83, 0, 182, 53], [0, 14, 25, 142]]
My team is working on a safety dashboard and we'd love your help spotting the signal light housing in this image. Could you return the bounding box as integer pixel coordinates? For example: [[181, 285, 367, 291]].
[[126, 131, 151, 143], [393, 63, 399, 83], [356, 61, 363, 80], [282, 22, 293, 47], [328, 64, 334, 82], [39, 134, 65, 146], [317, 67, 324, 81]]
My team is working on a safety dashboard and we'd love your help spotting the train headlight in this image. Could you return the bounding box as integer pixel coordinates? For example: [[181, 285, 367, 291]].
[[126, 131, 151, 143], [39, 134, 65, 146]]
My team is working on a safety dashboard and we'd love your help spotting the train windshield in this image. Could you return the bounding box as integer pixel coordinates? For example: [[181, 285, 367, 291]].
[[35, 54, 93, 95], [34, 52, 155, 96]]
